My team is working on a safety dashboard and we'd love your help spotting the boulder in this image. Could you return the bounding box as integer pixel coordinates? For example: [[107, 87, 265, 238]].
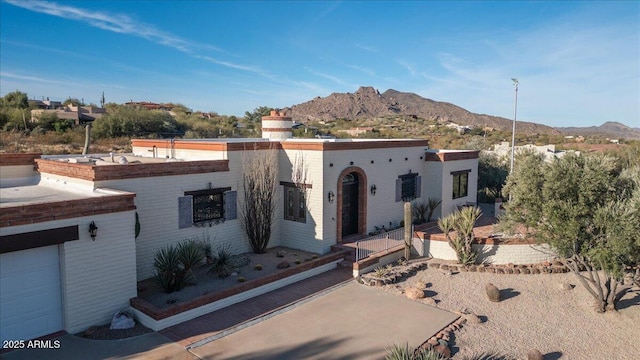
[[276, 261, 290, 269], [110, 311, 135, 330], [433, 344, 451, 358], [414, 280, 427, 290], [559, 282, 573, 291], [405, 287, 425, 300], [527, 349, 544, 360], [485, 283, 501, 302], [464, 312, 482, 324], [423, 297, 437, 306]]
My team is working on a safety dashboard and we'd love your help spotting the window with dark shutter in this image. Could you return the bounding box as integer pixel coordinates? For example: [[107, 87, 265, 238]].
[[182, 187, 232, 226], [396, 173, 421, 202]]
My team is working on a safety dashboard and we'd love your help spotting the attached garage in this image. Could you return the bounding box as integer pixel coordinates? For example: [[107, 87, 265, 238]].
[[0, 245, 63, 343]]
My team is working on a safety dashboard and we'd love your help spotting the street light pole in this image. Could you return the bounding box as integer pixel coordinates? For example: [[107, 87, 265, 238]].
[[510, 78, 519, 174]]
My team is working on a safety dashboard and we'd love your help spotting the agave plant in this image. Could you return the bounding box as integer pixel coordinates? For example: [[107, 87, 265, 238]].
[[153, 239, 205, 293], [209, 246, 235, 278]]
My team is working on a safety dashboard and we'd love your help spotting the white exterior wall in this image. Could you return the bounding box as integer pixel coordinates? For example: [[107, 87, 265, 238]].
[[96, 171, 249, 281], [424, 240, 557, 265], [0, 211, 137, 334], [426, 158, 479, 218], [277, 149, 325, 253], [0, 164, 39, 187], [322, 145, 428, 249]]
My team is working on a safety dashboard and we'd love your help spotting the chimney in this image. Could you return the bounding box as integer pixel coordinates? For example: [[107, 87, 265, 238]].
[[261, 110, 292, 140]]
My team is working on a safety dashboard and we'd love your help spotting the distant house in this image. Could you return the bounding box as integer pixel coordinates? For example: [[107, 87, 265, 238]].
[[337, 127, 375, 136], [0, 110, 479, 340], [30, 105, 105, 125], [491, 141, 579, 161]]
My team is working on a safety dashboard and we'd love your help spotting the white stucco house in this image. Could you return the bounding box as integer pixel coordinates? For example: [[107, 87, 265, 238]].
[[0, 111, 479, 341]]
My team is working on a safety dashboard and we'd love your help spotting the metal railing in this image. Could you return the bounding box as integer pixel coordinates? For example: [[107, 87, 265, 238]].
[[355, 226, 412, 261]]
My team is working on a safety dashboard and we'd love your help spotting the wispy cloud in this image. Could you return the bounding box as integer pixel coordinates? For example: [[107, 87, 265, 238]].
[[0, 71, 64, 84], [3, 0, 276, 76], [354, 42, 378, 53], [397, 59, 417, 77], [347, 64, 376, 77], [5, 0, 222, 53], [304, 67, 353, 87]]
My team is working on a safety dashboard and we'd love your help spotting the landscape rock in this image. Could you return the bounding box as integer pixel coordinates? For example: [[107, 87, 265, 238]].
[[433, 344, 451, 358], [110, 312, 135, 330], [527, 349, 544, 360], [276, 261, 290, 269], [464, 312, 482, 324], [414, 280, 427, 290], [276, 250, 287, 257], [485, 283, 501, 302], [405, 287, 425, 300], [423, 297, 437, 306], [559, 282, 574, 291]]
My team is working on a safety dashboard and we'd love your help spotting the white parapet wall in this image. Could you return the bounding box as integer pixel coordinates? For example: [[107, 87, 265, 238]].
[[424, 239, 557, 265]]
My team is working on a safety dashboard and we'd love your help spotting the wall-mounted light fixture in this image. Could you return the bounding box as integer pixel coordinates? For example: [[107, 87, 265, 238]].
[[89, 221, 98, 240], [370, 184, 377, 196], [328, 191, 335, 204]]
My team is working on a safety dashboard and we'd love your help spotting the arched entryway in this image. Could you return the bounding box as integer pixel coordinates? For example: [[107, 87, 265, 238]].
[[336, 167, 367, 243]]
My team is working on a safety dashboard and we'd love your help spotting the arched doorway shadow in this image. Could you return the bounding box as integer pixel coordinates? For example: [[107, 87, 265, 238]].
[[336, 167, 367, 243]]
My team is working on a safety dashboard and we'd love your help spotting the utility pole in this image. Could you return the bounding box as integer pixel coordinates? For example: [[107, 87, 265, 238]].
[[510, 78, 519, 174]]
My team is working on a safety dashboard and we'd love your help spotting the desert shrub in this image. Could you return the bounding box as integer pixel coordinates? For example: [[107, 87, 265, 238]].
[[209, 246, 235, 278], [385, 343, 446, 360], [438, 206, 482, 266], [373, 266, 389, 278], [153, 240, 204, 293]]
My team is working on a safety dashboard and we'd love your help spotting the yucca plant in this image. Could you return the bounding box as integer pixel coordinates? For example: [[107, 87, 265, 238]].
[[210, 246, 234, 278], [385, 344, 446, 360], [426, 197, 442, 222], [412, 200, 430, 224], [153, 239, 204, 293], [438, 206, 482, 266]]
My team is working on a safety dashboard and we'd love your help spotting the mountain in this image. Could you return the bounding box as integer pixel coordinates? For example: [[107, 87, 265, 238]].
[[556, 121, 640, 140], [284, 86, 560, 135]]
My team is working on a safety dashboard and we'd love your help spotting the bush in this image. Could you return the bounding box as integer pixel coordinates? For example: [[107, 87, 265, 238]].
[[153, 240, 204, 293], [385, 343, 446, 360], [209, 246, 235, 278]]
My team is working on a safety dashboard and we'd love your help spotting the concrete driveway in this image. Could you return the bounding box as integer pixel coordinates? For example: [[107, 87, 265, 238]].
[[1, 282, 457, 360], [190, 283, 458, 360]]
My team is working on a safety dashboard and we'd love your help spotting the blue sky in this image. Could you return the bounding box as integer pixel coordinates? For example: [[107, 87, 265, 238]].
[[1, 1, 638, 128]]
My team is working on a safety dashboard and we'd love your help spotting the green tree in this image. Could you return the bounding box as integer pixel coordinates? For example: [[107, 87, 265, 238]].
[[92, 106, 184, 138], [243, 106, 273, 124], [477, 152, 509, 202], [500, 152, 640, 312], [0, 90, 29, 109], [62, 97, 84, 106]]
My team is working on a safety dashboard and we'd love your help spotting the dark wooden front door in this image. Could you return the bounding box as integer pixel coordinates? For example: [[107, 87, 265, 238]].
[[342, 173, 359, 236]]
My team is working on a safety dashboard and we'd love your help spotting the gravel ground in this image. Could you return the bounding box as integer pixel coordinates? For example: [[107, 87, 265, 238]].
[[139, 246, 318, 309], [378, 265, 640, 359]]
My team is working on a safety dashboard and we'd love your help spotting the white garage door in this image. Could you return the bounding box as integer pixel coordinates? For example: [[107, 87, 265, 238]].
[[0, 245, 63, 343]]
